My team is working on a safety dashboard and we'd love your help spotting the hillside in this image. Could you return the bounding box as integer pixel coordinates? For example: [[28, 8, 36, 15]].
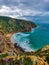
[[0, 16, 49, 65], [0, 44, 49, 65], [0, 16, 36, 57], [0, 16, 36, 33]]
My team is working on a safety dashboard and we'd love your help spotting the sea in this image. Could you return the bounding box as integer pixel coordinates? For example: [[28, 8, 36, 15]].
[[11, 23, 49, 52]]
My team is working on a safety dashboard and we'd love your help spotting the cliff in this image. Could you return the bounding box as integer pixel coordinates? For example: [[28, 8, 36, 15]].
[[0, 16, 49, 65], [0, 16, 36, 34], [0, 16, 36, 55]]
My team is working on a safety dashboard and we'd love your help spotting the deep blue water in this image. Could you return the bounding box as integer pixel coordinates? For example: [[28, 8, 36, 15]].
[[11, 23, 49, 51]]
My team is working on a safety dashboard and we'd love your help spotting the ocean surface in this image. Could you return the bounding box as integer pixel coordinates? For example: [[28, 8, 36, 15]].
[[11, 23, 49, 52]]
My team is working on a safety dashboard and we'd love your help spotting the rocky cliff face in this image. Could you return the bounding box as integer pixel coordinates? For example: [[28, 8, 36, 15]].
[[0, 33, 49, 65], [0, 31, 25, 55], [0, 16, 36, 33], [0, 16, 36, 56], [0, 16, 49, 65]]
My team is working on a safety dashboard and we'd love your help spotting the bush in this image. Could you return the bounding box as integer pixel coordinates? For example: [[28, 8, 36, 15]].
[[23, 57, 33, 65]]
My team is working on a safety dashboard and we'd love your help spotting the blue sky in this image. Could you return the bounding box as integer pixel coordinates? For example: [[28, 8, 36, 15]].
[[0, 0, 49, 23]]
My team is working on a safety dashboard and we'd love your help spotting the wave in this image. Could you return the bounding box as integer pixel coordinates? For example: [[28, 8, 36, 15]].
[[11, 31, 35, 52], [11, 23, 49, 52]]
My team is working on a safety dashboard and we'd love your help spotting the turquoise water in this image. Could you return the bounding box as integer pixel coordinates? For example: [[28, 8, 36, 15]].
[[11, 23, 49, 51]]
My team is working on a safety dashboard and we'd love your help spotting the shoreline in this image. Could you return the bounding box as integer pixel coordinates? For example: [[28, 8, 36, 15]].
[[10, 28, 36, 52]]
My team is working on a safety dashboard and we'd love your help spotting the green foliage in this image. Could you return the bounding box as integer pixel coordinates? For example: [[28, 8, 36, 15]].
[[46, 55, 49, 64], [0, 16, 36, 33], [23, 57, 33, 65], [0, 54, 7, 59], [0, 62, 2, 65]]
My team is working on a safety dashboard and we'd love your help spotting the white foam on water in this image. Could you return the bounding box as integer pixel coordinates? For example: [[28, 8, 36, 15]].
[[31, 28, 35, 33], [11, 32, 35, 52], [16, 32, 30, 37]]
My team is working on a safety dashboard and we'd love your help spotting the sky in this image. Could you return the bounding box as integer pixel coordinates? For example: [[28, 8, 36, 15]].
[[0, 0, 49, 23]]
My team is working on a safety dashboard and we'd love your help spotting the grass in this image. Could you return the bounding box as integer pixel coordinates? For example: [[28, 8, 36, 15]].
[[0, 54, 7, 59]]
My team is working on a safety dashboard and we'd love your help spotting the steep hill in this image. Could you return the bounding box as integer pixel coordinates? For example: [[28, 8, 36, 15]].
[[0, 16, 49, 65], [0, 16, 36, 34], [0, 16, 36, 55]]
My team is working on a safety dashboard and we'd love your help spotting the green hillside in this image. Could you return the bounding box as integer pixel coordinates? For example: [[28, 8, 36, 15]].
[[0, 16, 36, 33], [0, 16, 49, 65]]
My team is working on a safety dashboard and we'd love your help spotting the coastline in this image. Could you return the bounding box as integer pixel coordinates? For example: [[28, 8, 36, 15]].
[[10, 28, 36, 52], [0, 16, 49, 65], [0, 16, 37, 55]]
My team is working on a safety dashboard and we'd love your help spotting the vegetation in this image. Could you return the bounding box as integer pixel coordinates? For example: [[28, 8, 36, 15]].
[[0, 16, 49, 65], [0, 16, 36, 33], [0, 54, 7, 59], [23, 57, 33, 65]]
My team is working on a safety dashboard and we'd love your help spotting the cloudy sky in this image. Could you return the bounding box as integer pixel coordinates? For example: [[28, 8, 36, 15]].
[[0, 0, 49, 23]]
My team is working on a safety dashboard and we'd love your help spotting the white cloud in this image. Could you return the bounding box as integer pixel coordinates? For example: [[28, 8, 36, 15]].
[[0, 4, 49, 20], [44, 0, 49, 2], [0, 5, 43, 19], [0, 0, 49, 23], [40, 12, 49, 16]]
